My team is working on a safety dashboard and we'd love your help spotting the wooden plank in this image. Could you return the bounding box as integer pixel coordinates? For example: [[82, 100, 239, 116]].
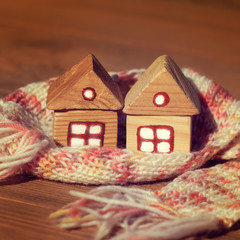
[[0, 177, 97, 240], [126, 115, 191, 153], [54, 110, 118, 147], [0, 176, 95, 208], [0, 198, 95, 240], [1, 177, 240, 240]]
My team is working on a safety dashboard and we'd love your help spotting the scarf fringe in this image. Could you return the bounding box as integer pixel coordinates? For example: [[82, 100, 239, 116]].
[[50, 186, 220, 240], [0, 114, 48, 180]]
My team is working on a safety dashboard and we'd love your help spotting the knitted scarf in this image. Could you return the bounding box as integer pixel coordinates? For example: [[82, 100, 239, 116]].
[[1, 68, 240, 239]]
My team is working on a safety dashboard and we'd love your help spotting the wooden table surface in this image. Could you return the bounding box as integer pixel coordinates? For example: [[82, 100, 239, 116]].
[[0, 1, 240, 239]]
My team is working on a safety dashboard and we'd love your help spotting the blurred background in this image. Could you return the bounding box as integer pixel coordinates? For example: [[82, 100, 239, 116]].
[[0, 0, 240, 98], [1, 2, 240, 239]]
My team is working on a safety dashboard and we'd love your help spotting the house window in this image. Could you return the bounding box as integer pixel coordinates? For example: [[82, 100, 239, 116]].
[[137, 125, 174, 153], [153, 92, 169, 107], [82, 87, 96, 101], [67, 122, 105, 147]]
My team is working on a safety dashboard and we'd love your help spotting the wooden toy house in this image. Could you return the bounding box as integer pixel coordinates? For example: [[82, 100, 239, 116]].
[[123, 55, 200, 153], [46, 54, 123, 147]]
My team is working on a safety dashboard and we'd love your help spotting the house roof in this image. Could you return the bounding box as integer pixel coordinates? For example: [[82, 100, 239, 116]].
[[123, 55, 201, 116], [46, 54, 123, 111]]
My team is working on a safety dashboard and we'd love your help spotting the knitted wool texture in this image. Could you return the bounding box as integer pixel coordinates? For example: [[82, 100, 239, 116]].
[[1, 69, 240, 238]]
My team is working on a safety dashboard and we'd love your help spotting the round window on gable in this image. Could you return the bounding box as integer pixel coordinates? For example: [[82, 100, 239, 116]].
[[82, 87, 96, 101], [153, 92, 169, 107]]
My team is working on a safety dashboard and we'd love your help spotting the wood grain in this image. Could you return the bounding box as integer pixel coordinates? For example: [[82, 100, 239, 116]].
[[0, 0, 240, 239], [126, 115, 191, 153], [54, 110, 118, 147], [123, 55, 200, 115], [47, 54, 123, 110], [0, 176, 96, 240]]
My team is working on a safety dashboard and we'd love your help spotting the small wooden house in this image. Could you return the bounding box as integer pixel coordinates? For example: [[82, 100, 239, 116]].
[[123, 55, 200, 153], [46, 54, 123, 147]]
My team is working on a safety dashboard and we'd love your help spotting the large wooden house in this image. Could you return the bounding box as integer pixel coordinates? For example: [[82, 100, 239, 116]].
[[123, 55, 200, 153], [46, 54, 123, 147]]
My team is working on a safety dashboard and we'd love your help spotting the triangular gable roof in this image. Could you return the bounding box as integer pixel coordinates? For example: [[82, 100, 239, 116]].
[[47, 54, 123, 110], [123, 55, 200, 116]]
